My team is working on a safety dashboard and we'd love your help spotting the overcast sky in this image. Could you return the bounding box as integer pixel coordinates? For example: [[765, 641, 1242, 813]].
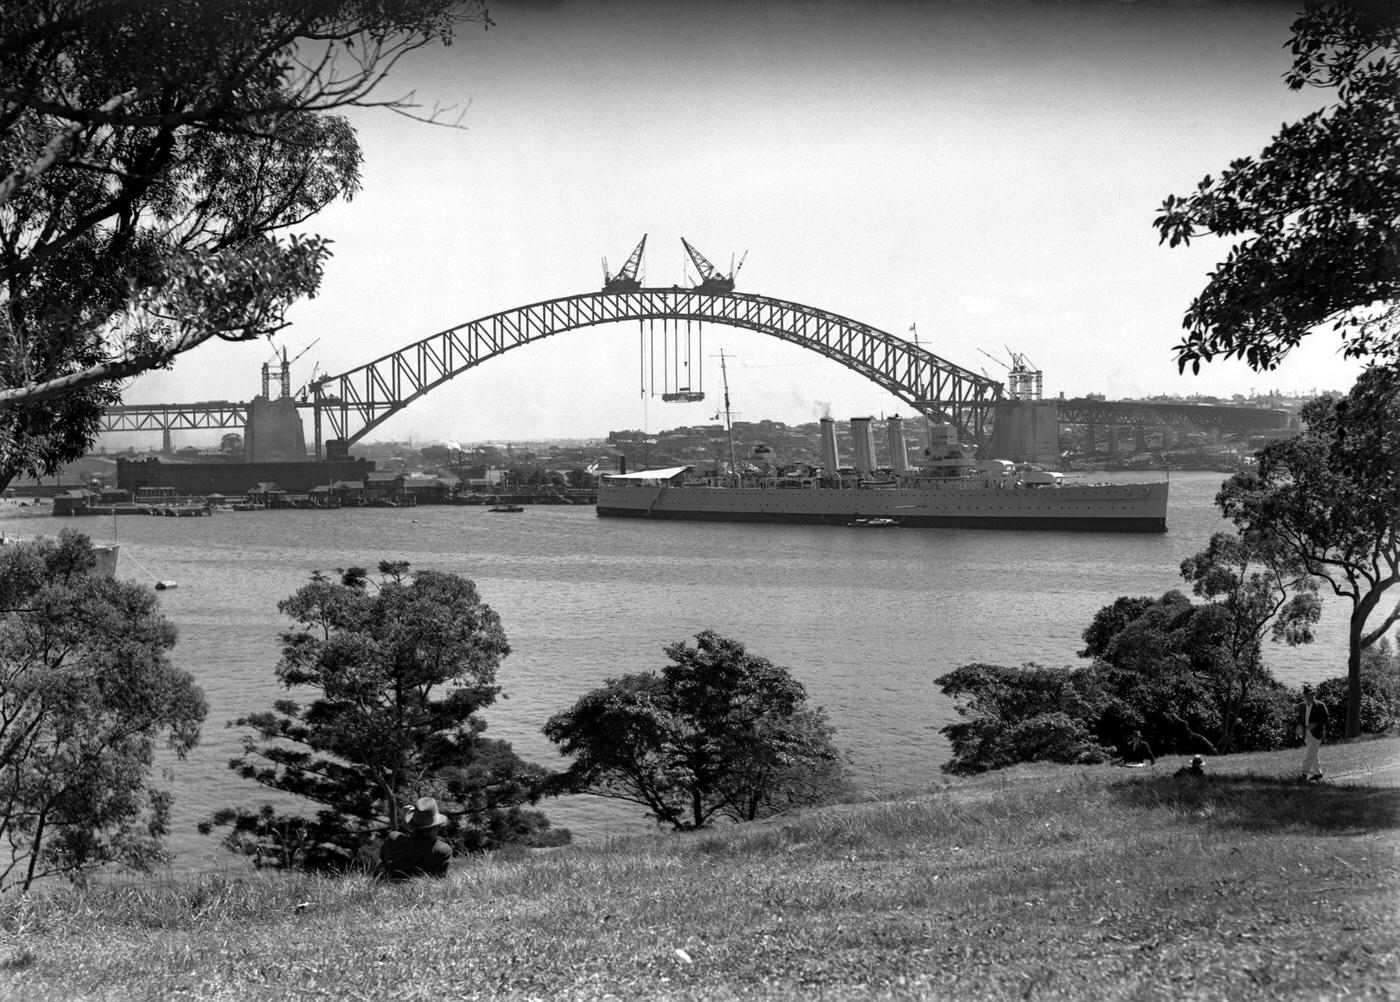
[[117, 0, 1363, 450]]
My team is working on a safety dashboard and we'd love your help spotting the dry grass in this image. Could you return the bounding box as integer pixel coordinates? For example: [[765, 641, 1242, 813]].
[[1, 739, 1397, 1001]]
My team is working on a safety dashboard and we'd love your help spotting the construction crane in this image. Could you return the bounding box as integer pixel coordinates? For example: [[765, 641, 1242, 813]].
[[275, 337, 320, 398], [602, 234, 647, 292], [978, 346, 1043, 401], [681, 237, 746, 294], [296, 361, 323, 402]]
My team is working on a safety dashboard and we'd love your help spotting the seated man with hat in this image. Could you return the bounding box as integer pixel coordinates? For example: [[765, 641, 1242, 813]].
[[379, 796, 453, 880]]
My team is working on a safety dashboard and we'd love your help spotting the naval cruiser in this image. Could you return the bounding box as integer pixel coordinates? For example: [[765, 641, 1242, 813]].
[[596, 415, 1168, 533]]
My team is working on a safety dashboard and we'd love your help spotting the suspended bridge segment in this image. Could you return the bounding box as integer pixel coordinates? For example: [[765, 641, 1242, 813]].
[[308, 288, 1004, 457]]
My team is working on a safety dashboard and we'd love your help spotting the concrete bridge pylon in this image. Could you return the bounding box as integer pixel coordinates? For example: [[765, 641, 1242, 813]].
[[989, 400, 1061, 465], [244, 394, 307, 463]]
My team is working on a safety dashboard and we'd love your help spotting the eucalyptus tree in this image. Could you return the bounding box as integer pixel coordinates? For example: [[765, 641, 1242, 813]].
[[1217, 370, 1400, 737], [0, 0, 490, 491]]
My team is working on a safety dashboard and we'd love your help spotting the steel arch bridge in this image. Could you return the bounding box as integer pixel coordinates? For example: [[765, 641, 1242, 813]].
[[308, 288, 1003, 457]]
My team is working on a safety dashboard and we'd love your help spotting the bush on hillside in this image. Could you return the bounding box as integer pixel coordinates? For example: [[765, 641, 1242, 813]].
[[936, 663, 1113, 774], [938, 556, 1319, 774]]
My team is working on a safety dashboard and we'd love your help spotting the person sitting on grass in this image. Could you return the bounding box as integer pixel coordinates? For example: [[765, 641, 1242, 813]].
[[379, 797, 453, 880], [1174, 754, 1206, 779], [1116, 729, 1156, 767]]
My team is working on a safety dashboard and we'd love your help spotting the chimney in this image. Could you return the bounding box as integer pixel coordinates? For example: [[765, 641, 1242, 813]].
[[850, 417, 876, 475], [887, 416, 911, 474], [819, 418, 840, 476]]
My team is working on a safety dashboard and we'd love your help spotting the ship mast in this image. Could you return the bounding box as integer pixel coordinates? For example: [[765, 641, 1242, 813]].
[[717, 350, 739, 485]]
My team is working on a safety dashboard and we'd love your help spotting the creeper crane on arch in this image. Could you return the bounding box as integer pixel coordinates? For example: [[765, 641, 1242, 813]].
[[681, 237, 746, 294], [602, 234, 647, 292]]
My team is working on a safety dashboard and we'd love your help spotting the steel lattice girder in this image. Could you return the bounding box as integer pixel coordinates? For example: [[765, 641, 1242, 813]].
[[99, 402, 249, 432], [312, 290, 1003, 446], [1055, 398, 1290, 431]]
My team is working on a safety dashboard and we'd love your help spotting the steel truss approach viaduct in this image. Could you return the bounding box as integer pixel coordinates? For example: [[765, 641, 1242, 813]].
[[307, 289, 1004, 459]]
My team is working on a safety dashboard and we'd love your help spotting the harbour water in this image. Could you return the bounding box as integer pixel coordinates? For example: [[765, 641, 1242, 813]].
[[6, 472, 1352, 873]]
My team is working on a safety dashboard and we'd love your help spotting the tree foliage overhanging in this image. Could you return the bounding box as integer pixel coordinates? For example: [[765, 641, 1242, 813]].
[[0, 0, 490, 490], [543, 630, 854, 831], [0, 531, 206, 891], [203, 561, 567, 872], [1154, 0, 1400, 373]]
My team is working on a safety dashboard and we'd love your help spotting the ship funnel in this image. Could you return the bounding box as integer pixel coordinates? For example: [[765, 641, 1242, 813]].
[[887, 416, 911, 474], [819, 418, 840, 476], [850, 417, 876, 476]]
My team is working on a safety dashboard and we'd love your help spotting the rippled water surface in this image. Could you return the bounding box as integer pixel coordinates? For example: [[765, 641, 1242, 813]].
[[13, 472, 1350, 872]]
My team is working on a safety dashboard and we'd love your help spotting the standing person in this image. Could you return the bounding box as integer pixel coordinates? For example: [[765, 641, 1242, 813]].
[[379, 797, 453, 880], [1296, 684, 1330, 782]]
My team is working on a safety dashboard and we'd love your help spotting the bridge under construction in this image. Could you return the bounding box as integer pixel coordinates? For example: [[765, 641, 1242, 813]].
[[99, 237, 1292, 463]]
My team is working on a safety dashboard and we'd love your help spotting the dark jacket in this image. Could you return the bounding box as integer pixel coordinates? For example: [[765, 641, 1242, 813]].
[[378, 829, 452, 880], [1120, 735, 1156, 765], [1298, 698, 1330, 740]]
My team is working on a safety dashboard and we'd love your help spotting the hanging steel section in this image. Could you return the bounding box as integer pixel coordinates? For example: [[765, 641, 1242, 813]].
[[308, 289, 1003, 452], [101, 401, 249, 433]]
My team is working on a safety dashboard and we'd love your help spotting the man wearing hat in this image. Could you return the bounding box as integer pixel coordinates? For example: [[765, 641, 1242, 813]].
[[379, 797, 453, 880], [1296, 684, 1330, 782]]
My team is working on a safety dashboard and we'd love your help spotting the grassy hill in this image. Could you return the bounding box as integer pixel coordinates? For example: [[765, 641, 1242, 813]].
[[2, 740, 1398, 1001]]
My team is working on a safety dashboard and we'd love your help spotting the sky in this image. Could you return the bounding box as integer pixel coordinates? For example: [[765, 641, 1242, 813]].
[[116, 0, 1366, 451]]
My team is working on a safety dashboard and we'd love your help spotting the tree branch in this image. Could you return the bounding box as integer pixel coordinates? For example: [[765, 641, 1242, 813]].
[[0, 87, 139, 207]]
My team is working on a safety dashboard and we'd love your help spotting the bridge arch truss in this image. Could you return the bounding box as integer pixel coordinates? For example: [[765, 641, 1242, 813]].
[[310, 289, 1003, 455]]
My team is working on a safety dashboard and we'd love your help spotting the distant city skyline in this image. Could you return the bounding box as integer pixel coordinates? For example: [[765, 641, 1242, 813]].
[[115, 0, 1365, 450], [98, 384, 1333, 456]]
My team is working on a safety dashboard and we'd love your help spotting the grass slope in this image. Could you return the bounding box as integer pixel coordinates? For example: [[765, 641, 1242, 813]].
[[2, 741, 1397, 1002]]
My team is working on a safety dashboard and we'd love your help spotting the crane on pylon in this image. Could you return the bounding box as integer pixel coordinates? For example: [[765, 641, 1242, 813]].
[[977, 345, 1043, 401], [259, 337, 321, 399], [681, 237, 746, 294], [602, 234, 647, 292]]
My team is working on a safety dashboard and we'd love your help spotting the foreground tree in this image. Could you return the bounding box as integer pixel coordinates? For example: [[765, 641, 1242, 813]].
[[543, 631, 852, 830], [1154, 0, 1400, 372], [0, 0, 490, 491], [203, 562, 565, 871], [1176, 532, 1320, 752], [1218, 370, 1400, 738], [0, 532, 206, 891]]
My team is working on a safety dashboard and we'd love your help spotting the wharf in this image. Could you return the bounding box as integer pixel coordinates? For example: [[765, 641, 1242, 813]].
[[57, 503, 211, 517]]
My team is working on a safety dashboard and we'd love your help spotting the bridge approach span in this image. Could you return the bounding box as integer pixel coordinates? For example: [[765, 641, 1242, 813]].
[[1054, 398, 1291, 432], [309, 288, 1004, 455]]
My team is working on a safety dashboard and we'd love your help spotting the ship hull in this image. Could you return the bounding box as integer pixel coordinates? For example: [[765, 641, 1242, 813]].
[[597, 481, 1169, 532]]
